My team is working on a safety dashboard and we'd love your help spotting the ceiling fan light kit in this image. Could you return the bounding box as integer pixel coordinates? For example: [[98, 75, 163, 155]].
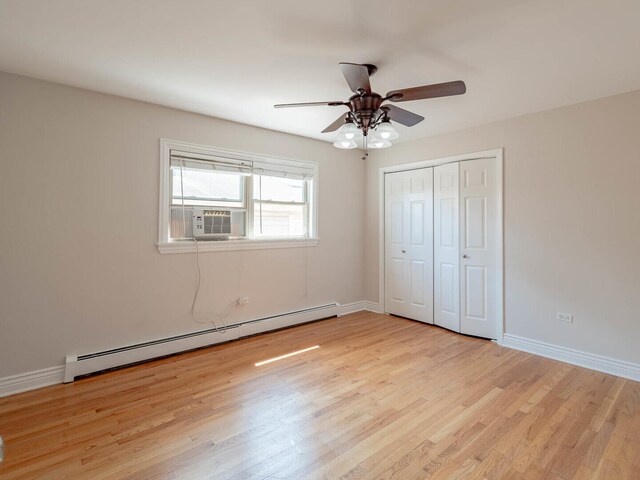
[[274, 62, 466, 156], [367, 136, 392, 149], [375, 119, 399, 140], [339, 119, 358, 139], [333, 137, 358, 149], [333, 118, 359, 149]]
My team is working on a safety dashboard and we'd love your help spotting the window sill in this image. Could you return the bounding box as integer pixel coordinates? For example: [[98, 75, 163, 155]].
[[157, 237, 319, 254]]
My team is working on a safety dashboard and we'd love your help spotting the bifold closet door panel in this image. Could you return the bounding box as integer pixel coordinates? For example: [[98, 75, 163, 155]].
[[384, 168, 434, 324], [459, 158, 499, 339], [434, 162, 460, 332]]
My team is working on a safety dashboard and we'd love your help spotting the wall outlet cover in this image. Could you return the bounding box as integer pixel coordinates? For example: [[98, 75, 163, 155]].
[[556, 312, 573, 323]]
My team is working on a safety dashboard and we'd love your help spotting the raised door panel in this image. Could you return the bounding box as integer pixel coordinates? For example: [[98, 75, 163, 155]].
[[464, 197, 486, 250], [440, 263, 457, 314], [410, 201, 425, 246], [440, 198, 456, 248], [464, 265, 487, 319], [411, 260, 425, 306], [391, 201, 404, 245]]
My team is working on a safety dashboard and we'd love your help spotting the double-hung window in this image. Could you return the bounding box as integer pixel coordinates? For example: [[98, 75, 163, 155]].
[[158, 139, 318, 253]]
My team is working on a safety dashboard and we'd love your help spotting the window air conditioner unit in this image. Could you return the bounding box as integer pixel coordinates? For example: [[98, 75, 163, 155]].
[[192, 209, 232, 239]]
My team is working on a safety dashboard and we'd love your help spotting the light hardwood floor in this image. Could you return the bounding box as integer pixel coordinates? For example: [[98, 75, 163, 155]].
[[1, 312, 639, 479]]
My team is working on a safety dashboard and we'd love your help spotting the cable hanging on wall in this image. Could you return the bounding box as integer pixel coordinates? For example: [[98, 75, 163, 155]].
[[172, 148, 315, 333], [179, 156, 228, 333]]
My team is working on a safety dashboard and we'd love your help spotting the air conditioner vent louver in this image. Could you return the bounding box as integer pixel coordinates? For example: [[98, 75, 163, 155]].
[[203, 212, 231, 235], [193, 209, 232, 238]]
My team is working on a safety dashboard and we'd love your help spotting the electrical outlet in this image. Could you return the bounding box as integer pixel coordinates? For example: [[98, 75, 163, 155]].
[[237, 296, 249, 305], [556, 312, 573, 323]]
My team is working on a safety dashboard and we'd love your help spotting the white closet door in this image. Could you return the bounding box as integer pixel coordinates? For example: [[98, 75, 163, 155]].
[[384, 168, 434, 324], [434, 162, 460, 332], [459, 158, 499, 339]]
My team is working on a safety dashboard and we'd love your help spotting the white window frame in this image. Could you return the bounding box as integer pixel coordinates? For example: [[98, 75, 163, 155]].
[[158, 139, 319, 254]]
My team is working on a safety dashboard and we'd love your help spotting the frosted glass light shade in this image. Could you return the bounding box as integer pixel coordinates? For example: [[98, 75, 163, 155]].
[[367, 135, 392, 149], [338, 121, 359, 140], [333, 136, 357, 149], [375, 121, 399, 140]]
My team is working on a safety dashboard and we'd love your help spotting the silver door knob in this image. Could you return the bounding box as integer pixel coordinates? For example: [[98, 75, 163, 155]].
[[402, 249, 406, 253], [463, 255, 469, 259]]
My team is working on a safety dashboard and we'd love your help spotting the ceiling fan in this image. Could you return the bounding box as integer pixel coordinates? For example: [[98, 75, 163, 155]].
[[274, 62, 466, 152]]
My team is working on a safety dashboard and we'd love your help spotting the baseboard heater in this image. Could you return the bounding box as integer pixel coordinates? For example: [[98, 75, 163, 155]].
[[64, 302, 339, 382]]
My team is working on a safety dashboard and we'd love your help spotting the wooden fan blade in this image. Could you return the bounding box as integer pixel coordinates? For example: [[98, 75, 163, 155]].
[[321, 114, 348, 133], [384, 105, 424, 127], [386, 80, 466, 102], [274, 101, 345, 108], [339, 63, 371, 94]]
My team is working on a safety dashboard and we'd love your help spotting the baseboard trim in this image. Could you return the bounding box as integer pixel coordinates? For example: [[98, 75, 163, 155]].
[[1, 303, 341, 398], [65, 303, 340, 383], [502, 334, 640, 382], [0, 366, 65, 398], [338, 301, 382, 316]]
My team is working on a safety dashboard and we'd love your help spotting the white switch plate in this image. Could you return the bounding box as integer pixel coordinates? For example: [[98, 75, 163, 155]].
[[237, 296, 249, 305], [556, 312, 573, 323]]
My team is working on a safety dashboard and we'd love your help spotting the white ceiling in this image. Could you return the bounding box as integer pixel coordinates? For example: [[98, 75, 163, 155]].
[[1, 0, 640, 144]]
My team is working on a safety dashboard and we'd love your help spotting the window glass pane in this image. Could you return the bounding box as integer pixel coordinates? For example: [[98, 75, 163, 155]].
[[253, 202, 306, 237], [171, 167, 243, 205], [253, 176, 305, 203]]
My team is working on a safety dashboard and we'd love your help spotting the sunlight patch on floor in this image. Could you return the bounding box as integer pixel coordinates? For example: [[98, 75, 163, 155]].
[[254, 345, 319, 366]]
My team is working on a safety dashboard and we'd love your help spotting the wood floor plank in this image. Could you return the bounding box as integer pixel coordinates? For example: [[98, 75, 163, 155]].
[[0, 313, 638, 479]]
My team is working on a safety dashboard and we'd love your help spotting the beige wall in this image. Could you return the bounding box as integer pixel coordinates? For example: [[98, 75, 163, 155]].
[[366, 89, 640, 364], [2, 69, 639, 378], [0, 72, 365, 377]]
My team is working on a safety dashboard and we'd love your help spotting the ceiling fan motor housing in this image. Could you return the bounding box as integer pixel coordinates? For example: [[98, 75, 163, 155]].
[[349, 93, 383, 134]]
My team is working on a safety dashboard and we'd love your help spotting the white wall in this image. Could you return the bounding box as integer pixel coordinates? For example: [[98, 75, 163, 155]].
[[0, 71, 365, 378], [366, 89, 640, 365]]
